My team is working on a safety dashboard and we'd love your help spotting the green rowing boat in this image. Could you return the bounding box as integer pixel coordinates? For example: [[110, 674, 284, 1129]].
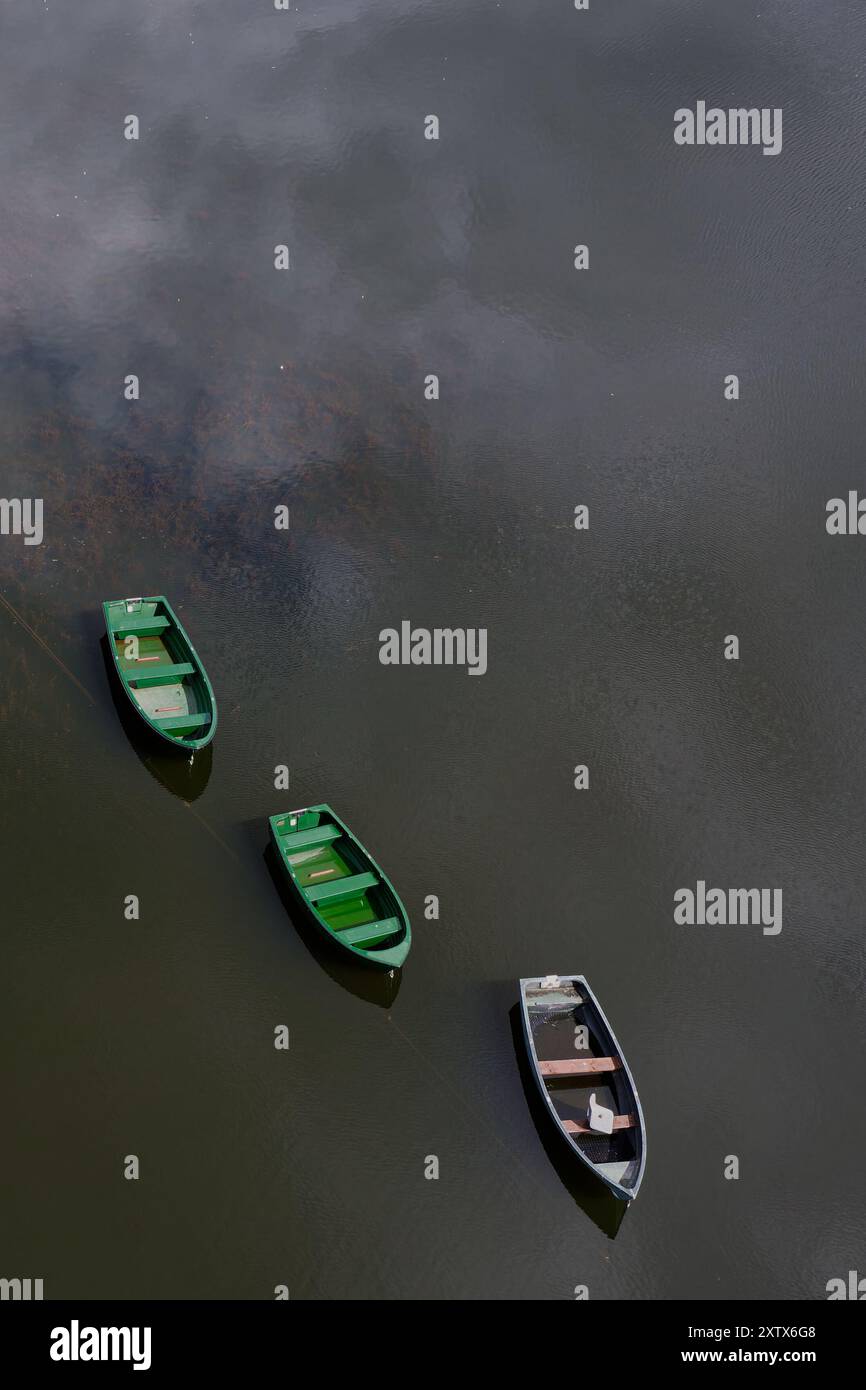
[[269, 804, 411, 970], [103, 595, 217, 751]]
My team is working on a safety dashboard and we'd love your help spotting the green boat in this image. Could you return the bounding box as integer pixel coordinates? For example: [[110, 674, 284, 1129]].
[[103, 595, 217, 751], [269, 804, 411, 970]]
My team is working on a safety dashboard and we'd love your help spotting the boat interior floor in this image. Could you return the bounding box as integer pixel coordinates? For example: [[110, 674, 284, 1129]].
[[115, 636, 193, 716], [281, 828, 400, 947]]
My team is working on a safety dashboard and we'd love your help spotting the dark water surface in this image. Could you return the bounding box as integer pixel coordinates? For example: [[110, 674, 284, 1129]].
[[2, 1, 865, 1298]]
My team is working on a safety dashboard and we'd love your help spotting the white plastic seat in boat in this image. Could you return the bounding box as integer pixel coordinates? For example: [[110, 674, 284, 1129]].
[[588, 1092, 614, 1135]]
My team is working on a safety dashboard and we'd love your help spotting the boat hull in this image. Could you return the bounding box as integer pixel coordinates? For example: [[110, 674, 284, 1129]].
[[519, 974, 646, 1201], [103, 596, 217, 751], [270, 805, 411, 970]]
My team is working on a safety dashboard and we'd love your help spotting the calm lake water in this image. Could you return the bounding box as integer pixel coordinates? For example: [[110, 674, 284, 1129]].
[[2, 0, 865, 1299]]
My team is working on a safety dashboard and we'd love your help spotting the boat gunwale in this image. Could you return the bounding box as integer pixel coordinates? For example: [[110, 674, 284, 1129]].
[[103, 595, 218, 751], [269, 803, 411, 969], [519, 973, 646, 1201]]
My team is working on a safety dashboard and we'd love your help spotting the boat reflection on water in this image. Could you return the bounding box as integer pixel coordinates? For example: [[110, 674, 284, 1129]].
[[508, 1004, 628, 1240], [263, 842, 402, 1010], [98, 636, 213, 801]]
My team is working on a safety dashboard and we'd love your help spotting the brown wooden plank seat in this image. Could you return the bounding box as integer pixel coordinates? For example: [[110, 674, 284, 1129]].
[[563, 1114, 636, 1135], [539, 1056, 623, 1078], [129, 662, 194, 689], [277, 822, 342, 850], [306, 871, 377, 904]]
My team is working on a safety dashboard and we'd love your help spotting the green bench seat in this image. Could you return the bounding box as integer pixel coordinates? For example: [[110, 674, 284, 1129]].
[[336, 917, 401, 949], [153, 711, 211, 731], [306, 871, 377, 905], [276, 822, 342, 850], [129, 662, 194, 689], [113, 616, 170, 637]]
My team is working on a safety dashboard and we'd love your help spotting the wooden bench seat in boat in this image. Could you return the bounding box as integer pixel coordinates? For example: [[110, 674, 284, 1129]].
[[153, 711, 211, 731], [539, 1057, 622, 1078], [113, 616, 170, 637], [306, 871, 377, 904], [277, 823, 342, 850], [129, 662, 195, 688], [336, 918, 400, 948], [563, 1115, 636, 1135]]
